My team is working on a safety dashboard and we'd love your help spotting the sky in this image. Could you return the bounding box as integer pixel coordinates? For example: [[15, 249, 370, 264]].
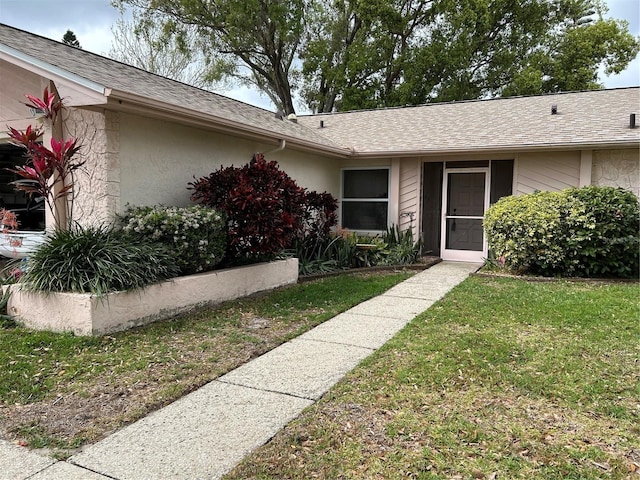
[[0, 0, 638, 112]]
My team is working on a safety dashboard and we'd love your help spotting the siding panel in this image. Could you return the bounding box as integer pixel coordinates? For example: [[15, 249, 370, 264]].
[[516, 152, 580, 195], [399, 158, 421, 233]]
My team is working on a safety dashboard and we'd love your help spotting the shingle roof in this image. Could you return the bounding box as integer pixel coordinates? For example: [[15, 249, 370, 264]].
[[2, 23, 638, 158], [298, 88, 640, 156], [0, 24, 347, 154]]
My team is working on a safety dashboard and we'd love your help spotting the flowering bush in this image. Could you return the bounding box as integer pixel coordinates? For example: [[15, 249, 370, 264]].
[[119, 205, 227, 274]]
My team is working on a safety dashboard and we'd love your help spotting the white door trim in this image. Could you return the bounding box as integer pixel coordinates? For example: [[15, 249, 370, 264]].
[[440, 167, 489, 262]]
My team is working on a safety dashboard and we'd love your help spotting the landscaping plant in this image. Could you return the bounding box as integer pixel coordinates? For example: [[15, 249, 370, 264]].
[[119, 204, 227, 274], [382, 224, 423, 265], [190, 154, 335, 262], [20, 225, 179, 296], [484, 186, 640, 277], [7, 88, 85, 229]]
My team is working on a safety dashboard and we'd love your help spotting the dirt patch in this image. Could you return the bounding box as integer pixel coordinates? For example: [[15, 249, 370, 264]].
[[0, 311, 315, 455]]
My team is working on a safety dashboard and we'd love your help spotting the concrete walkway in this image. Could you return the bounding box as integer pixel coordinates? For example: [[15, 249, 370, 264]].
[[2, 261, 480, 480]]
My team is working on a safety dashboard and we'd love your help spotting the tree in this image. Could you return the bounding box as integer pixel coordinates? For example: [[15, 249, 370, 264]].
[[302, 0, 440, 112], [303, 0, 640, 111], [108, 9, 215, 89], [113, 0, 307, 114], [114, 0, 639, 113], [62, 29, 81, 48], [503, 0, 640, 96]]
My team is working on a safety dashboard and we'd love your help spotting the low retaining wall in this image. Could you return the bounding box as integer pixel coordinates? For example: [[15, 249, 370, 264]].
[[8, 258, 298, 336]]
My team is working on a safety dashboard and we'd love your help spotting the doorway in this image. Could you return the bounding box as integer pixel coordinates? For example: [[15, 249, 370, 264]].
[[441, 168, 488, 262]]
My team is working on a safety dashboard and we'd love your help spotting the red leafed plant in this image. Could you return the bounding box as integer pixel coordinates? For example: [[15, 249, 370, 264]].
[[0, 208, 22, 263], [7, 88, 84, 228], [190, 154, 308, 259]]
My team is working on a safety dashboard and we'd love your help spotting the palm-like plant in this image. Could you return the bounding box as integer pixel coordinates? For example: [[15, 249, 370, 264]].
[[7, 88, 85, 229]]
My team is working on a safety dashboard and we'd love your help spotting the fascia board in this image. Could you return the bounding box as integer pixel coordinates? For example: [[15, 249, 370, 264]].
[[349, 140, 640, 159]]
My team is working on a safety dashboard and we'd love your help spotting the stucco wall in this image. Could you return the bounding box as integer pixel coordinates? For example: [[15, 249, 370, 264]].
[[592, 148, 640, 197], [118, 113, 340, 211], [63, 108, 120, 226]]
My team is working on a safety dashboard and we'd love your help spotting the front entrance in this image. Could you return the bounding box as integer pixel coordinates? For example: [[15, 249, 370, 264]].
[[421, 160, 514, 262], [441, 169, 488, 262]]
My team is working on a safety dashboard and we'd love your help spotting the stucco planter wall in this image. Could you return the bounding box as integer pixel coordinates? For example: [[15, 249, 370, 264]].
[[8, 258, 298, 336]]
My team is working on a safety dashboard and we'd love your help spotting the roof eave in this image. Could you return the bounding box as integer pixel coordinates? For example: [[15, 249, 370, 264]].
[[106, 89, 352, 158], [348, 140, 640, 158], [0, 43, 108, 104]]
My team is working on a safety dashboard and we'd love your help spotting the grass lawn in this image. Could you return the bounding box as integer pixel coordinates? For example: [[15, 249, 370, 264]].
[[0, 270, 413, 457], [224, 276, 640, 480]]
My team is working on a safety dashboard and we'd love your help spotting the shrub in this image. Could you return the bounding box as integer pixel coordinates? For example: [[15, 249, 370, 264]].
[[7, 88, 85, 229], [190, 154, 309, 260], [381, 224, 423, 265], [20, 225, 180, 295], [292, 223, 423, 275], [119, 205, 226, 274], [484, 186, 640, 278], [0, 288, 16, 329], [290, 191, 339, 270]]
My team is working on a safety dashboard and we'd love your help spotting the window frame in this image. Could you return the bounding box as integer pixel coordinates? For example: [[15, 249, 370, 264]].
[[340, 167, 391, 233]]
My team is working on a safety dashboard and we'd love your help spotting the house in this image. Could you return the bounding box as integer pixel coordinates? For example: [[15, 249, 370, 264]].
[[1, 23, 639, 263]]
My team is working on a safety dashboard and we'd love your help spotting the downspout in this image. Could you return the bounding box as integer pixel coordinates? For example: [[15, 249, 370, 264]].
[[262, 139, 286, 156]]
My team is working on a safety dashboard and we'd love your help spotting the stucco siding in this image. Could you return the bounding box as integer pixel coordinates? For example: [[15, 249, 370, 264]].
[[274, 149, 341, 197], [118, 113, 339, 211], [399, 158, 421, 232], [516, 151, 581, 195], [592, 148, 640, 197], [63, 108, 120, 227]]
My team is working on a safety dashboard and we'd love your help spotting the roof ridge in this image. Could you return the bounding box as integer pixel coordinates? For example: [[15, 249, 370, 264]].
[[301, 86, 640, 118]]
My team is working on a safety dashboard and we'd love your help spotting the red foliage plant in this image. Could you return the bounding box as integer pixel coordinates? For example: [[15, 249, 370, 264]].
[[190, 154, 337, 259], [7, 87, 85, 228]]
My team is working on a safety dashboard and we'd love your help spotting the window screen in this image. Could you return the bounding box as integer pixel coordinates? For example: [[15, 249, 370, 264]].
[[341, 169, 389, 231]]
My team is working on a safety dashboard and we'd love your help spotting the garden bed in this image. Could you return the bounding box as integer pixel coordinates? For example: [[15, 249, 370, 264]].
[[7, 258, 298, 336], [298, 256, 441, 283]]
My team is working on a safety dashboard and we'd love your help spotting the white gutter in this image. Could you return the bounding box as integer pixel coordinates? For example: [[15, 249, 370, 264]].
[[0, 44, 107, 95], [349, 140, 640, 158]]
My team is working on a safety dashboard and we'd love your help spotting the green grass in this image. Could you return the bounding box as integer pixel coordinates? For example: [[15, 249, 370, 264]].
[[224, 277, 640, 480], [0, 271, 413, 453]]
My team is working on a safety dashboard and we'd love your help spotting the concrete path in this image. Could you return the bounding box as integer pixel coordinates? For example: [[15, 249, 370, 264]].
[[1, 261, 480, 480]]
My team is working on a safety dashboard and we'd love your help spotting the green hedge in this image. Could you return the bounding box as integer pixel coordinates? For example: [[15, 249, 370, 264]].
[[484, 186, 639, 278]]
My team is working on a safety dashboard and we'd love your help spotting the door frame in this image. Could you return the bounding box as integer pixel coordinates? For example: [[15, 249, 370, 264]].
[[440, 167, 490, 262]]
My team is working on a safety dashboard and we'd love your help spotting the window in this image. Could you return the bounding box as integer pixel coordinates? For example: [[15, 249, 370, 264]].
[[341, 168, 389, 231]]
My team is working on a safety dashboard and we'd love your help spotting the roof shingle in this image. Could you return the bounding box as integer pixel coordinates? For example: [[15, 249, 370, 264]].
[[2, 23, 638, 157], [298, 88, 640, 155], [0, 24, 345, 153]]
